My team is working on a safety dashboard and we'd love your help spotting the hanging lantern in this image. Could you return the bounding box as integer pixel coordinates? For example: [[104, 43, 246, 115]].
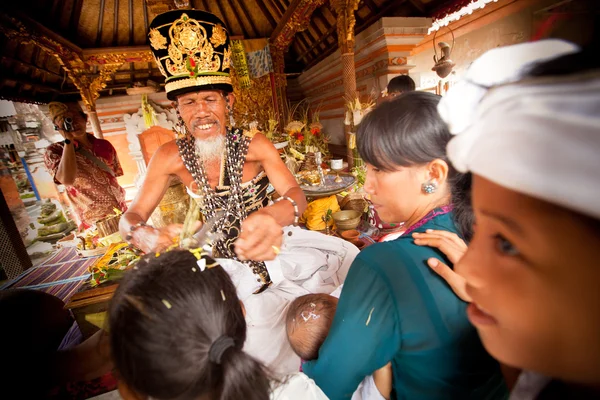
[[432, 27, 456, 79]]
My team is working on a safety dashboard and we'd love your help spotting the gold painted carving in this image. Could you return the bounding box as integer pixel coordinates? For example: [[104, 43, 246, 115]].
[[210, 24, 227, 47], [331, 0, 360, 53], [164, 13, 220, 75], [270, 48, 286, 88], [70, 64, 123, 110], [222, 47, 232, 71], [146, 0, 177, 15], [231, 72, 275, 131], [149, 28, 168, 50], [165, 75, 232, 93], [85, 51, 154, 65], [271, 0, 326, 51], [0, 14, 109, 109]]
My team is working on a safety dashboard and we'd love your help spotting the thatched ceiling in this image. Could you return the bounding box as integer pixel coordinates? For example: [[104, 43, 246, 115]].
[[0, 0, 451, 104]]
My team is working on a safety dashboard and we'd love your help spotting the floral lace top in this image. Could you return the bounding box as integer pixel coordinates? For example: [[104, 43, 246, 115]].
[[44, 134, 127, 230]]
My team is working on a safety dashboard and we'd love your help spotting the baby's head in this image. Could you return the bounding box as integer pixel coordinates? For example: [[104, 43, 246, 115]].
[[286, 293, 338, 361]]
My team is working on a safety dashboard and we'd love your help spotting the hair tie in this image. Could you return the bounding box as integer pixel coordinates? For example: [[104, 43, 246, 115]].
[[209, 336, 235, 364]]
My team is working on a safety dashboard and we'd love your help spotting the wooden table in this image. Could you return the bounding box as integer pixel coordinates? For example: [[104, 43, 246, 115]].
[[65, 281, 119, 340]]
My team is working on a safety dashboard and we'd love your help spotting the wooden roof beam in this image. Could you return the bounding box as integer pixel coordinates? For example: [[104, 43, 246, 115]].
[[96, 0, 106, 47], [233, 0, 261, 35], [0, 56, 63, 80], [304, 0, 407, 70], [223, 0, 250, 37], [296, 23, 336, 62], [356, 0, 407, 32], [270, 0, 326, 50], [408, 0, 427, 14], [29, 47, 40, 83], [213, 0, 244, 37], [295, 32, 313, 55], [129, 0, 134, 45], [270, 0, 302, 41], [254, 0, 278, 28], [69, 0, 83, 37], [113, 0, 120, 46], [363, 0, 378, 13], [1, 73, 61, 93], [1, 11, 84, 55], [265, 0, 285, 17]]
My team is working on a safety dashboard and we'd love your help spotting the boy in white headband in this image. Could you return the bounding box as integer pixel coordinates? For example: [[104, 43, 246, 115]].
[[424, 40, 600, 399]]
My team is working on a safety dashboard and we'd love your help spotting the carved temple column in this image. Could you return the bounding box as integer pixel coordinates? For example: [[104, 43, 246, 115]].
[[271, 46, 288, 128], [269, 0, 327, 128], [331, 0, 360, 169], [87, 111, 103, 139], [70, 64, 122, 139]]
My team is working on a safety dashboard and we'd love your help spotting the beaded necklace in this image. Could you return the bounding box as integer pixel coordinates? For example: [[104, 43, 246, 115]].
[[176, 121, 271, 286]]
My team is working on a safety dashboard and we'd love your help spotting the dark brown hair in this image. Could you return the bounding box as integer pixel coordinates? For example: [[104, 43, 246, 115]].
[[285, 294, 338, 361], [109, 250, 271, 400], [387, 74, 416, 94], [358, 91, 474, 240]]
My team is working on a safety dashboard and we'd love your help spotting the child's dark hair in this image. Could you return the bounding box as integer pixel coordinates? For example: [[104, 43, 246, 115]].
[[387, 75, 416, 94], [109, 250, 271, 400], [285, 294, 338, 361], [358, 91, 473, 240]]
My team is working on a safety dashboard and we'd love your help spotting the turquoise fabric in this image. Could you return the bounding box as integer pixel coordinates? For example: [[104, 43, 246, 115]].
[[303, 211, 507, 400]]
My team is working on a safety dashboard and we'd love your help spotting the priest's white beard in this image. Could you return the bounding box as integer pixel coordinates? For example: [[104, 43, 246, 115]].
[[195, 135, 225, 165]]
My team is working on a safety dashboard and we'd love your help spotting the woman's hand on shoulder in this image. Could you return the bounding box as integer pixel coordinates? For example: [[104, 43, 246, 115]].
[[412, 229, 471, 302]]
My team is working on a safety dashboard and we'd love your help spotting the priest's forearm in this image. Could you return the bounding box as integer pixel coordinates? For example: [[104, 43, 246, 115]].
[[260, 186, 306, 227]]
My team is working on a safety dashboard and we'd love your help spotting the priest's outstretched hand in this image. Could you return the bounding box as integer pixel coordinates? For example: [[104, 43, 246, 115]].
[[132, 224, 186, 254], [234, 210, 283, 261]]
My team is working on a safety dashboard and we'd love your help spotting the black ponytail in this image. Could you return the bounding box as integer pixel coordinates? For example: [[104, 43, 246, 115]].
[[109, 250, 271, 400], [219, 349, 271, 400]]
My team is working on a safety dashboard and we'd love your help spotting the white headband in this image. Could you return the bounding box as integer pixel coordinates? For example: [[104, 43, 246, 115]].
[[439, 40, 600, 220]]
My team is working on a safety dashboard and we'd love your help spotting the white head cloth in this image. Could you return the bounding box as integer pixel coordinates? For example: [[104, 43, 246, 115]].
[[438, 40, 600, 220]]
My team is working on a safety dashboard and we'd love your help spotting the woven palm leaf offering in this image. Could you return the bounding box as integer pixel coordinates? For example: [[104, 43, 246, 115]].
[[88, 242, 140, 287], [88, 199, 222, 287]]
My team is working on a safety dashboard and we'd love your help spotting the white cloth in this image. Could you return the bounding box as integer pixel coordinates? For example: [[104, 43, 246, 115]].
[[439, 40, 600, 220], [271, 373, 329, 400], [88, 373, 329, 400], [219, 227, 360, 377], [438, 40, 579, 135], [353, 375, 386, 400], [509, 371, 552, 400]]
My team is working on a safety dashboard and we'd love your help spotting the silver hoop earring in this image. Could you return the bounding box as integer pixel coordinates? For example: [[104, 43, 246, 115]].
[[422, 180, 437, 194]]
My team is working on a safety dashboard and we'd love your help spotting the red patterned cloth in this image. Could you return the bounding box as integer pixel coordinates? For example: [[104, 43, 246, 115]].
[[44, 134, 127, 230], [48, 371, 118, 400]]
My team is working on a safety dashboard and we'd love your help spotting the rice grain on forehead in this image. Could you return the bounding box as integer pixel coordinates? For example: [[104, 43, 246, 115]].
[[195, 134, 226, 163]]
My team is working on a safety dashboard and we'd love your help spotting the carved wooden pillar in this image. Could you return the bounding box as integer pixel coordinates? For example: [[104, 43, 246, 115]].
[[70, 64, 122, 139], [271, 46, 288, 127], [331, 0, 360, 169], [269, 0, 327, 128]]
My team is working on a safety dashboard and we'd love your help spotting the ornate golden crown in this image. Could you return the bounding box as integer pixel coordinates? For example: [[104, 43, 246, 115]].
[[149, 10, 233, 100]]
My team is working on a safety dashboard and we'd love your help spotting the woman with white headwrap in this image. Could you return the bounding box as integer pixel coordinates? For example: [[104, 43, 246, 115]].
[[417, 40, 600, 399]]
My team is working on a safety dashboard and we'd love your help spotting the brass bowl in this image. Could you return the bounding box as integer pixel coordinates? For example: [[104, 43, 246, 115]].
[[333, 210, 362, 231]]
